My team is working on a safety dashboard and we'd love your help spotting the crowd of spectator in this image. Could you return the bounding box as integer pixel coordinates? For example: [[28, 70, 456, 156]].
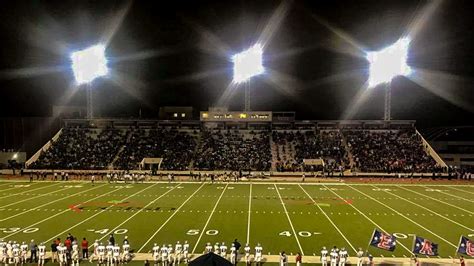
[[194, 130, 271, 171], [31, 127, 126, 170], [345, 129, 440, 173], [273, 130, 348, 172], [114, 128, 197, 170], [29, 126, 446, 174]]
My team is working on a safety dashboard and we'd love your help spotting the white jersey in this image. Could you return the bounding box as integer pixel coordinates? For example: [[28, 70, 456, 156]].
[[0, 245, 5, 258], [339, 250, 348, 261], [330, 251, 338, 261], [183, 243, 189, 253], [167, 247, 173, 257], [106, 245, 114, 256], [175, 244, 182, 254], [214, 244, 220, 254], [205, 244, 212, 253], [12, 247, 20, 257], [230, 246, 236, 255], [220, 245, 227, 254], [152, 246, 160, 257], [160, 247, 168, 258], [244, 246, 250, 255], [321, 249, 328, 262], [122, 244, 130, 254], [98, 245, 105, 256], [113, 246, 120, 257], [72, 245, 79, 260], [357, 250, 364, 258], [93, 242, 99, 255], [38, 245, 46, 256], [255, 246, 263, 256]]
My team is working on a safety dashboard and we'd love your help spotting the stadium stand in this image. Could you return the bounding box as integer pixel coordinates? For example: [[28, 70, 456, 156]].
[[28, 120, 447, 174], [344, 129, 441, 173], [114, 128, 197, 170], [30, 127, 126, 170], [272, 130, 348, 172], [194, 130, 271, 171]]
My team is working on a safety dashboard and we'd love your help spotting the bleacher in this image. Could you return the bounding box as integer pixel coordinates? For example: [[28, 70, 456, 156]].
[[27, 119, 446, 174]]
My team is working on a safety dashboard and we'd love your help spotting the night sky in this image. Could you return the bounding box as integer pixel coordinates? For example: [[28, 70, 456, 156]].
[[0, 0, 473, 128]]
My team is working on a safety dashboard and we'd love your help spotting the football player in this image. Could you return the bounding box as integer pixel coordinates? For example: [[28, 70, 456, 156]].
[[160, 244, 168, 266], [338, 247, 348, 266], [244, 243, 251, 265], [112, 244, 120, 265], [229, 243, 237, 265], [321, 246, 328, 266], [255, 243, 263, 266], [20, 241, 28, 264], [183, 241, 190, 264], [122, 240, 131, 263], [97, 242, 106, 265], [38, 242, 46, 266], [356, 248, 364, 266], [174, 241, 182, 265], [152, 244, 160, 265], [220, 242, 227, 259], [166, 244, 173, 265], [71, 241, 80, 266]]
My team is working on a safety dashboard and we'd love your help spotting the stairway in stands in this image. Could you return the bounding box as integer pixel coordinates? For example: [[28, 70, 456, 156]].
[[339, 131, 355, 169], [270, 134, 296, 171], [109, 130, 133, 170]]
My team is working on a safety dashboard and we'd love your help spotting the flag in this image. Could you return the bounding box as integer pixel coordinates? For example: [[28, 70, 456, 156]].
[[457, 236, 474, 257], [413, 236, 438, 256], [369, 229, 397, 251]]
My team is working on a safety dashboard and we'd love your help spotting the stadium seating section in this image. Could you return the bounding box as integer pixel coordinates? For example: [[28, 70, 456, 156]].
[[30, 126, 440, 172]]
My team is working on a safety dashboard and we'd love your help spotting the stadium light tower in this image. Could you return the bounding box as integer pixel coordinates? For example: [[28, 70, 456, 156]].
[[232, 43, 264, 111], [366, 37, 411, 121], [70, 44, 108, 119]]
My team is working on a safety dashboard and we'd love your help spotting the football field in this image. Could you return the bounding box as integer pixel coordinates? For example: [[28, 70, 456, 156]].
[[0, 180, 473, 264]]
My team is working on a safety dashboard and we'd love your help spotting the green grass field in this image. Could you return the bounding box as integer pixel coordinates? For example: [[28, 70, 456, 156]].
[[0, 180, 473, 264]]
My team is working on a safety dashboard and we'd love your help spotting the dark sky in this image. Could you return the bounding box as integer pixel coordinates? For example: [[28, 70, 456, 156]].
[[0, 0, 473, 128]]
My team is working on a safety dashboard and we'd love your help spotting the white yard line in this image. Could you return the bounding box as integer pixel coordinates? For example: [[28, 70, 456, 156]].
[[0, 183, 60, 199], [298, 184, 357, 254], [321, 184, 413, 255], [448, 186, 474, 195], [246, 183, 252, 244], [92, 183, 183, 248], [397, 186, 474, 215], [43, 183, 159, 243], [0, 183, 16, 190], [0, 184, 107, 222], [275, 184, 304, 256], [1, 186, 74, 208], [372, 185, 473, 231], [190, 184, 228, 254], [2, 184, 117, 239], [422, 185, 474, 203], [138, 183, 206, 253], [348, 185, 457, 248]]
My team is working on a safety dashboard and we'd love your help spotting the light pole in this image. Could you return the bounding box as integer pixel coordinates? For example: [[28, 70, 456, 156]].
[[232, 43, 264, 111], [70, 44, 108, 119], [366, 38, 411, 121]]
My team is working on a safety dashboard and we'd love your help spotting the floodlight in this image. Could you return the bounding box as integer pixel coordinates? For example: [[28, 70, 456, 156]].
[[232, 44, 264, 83], [71, 44, 108, 84], [366, 38, 411, 87]]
